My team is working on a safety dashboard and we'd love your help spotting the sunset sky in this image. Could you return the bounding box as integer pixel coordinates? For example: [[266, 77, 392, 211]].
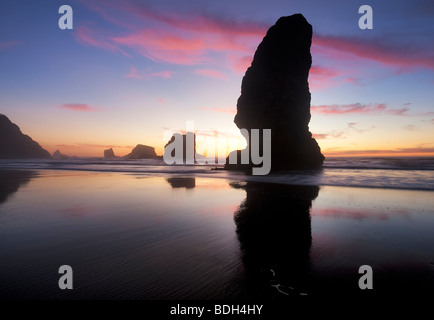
[[1, 0, 433, 157]]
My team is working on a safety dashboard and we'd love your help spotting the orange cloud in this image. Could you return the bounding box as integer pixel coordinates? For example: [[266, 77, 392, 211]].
[[58, 104, 99, 112]]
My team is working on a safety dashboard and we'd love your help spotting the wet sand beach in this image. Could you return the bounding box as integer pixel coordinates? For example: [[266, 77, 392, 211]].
[[0, 169, 433, 299]]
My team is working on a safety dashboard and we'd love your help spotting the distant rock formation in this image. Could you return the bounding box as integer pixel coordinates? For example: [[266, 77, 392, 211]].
[[0, 114, 51, 159], [164, 133, 196, 164], [225, 14, 324, 172], [52, 150, 69, 160], [123, 144, 158, 159], [104, 148, 116, 159]]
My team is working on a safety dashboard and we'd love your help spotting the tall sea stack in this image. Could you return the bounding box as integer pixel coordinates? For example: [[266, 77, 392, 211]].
[[226, 14, 324, 172]]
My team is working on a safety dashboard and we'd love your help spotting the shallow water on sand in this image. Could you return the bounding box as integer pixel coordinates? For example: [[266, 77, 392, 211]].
[[0, 170, 433, 299]]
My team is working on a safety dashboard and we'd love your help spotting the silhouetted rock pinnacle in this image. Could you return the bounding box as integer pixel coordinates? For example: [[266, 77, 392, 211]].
[[0, 114, 51, 159], [123, 144, 158, 159], [227, 14, 324, 171]]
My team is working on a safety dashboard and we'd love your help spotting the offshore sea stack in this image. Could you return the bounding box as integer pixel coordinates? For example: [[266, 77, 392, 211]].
[[226, 14, 324, 172], [104, 148, 116, 159], [123, 144, 158, 159], [0, 114, 51, 159]]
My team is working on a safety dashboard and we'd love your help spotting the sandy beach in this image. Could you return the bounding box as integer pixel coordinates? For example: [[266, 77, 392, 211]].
[[1, 169, 433, 299]]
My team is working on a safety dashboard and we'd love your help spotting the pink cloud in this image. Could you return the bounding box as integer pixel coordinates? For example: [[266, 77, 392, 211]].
[[312, 133, 329, 139], [311, 103, 387, 115], [312, 34, 434, 70], [76, 1, 264, 67], [194, 69, 227, 80], [78, 0, 433, 78], [151, 71, 175, 78], [74, 25, 130, 57], [311, 103, 409, 116], [387, 107, 410, 116], [310, 66, 339, 78], [228, 54, 253, 73], [118, 2, 267, 37], [0, 41, 21, 51], [344, 77, 363, 86], [308, 65, 342, 89], [126, 67, 141, 79], [126, 67, 175, 79], [58, 104, 99, 112], [113, 31, 209, 64], [110, 28, 252, 65]]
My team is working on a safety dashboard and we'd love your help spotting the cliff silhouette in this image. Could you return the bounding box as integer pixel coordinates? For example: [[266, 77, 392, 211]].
[[0, 114, 51, 159]]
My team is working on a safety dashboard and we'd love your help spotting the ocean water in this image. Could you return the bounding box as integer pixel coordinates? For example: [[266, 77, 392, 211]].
[[0, 157, 433, 299], [0, 156, 433, 190]]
